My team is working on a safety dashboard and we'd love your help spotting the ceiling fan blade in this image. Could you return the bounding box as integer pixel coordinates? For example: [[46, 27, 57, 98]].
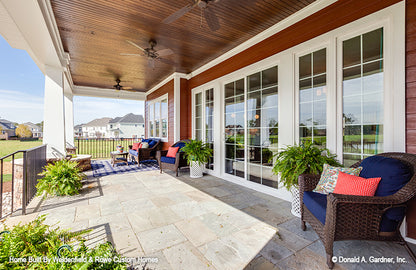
[[162, 1, 197, 24], [204, 6, 220, 31], [120, 53, 143, 56], [156, 48, 174, 57], [126, 40, 146, 52], [157, 57, 176, 66], [148, 58, 155, 69]]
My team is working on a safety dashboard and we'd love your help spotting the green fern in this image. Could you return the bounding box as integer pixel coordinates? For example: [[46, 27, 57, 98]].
[[271, 141, 342, 190], [181, 139, 213, 166], [0, 216, 126, 269], [37, 160, 85, 197]]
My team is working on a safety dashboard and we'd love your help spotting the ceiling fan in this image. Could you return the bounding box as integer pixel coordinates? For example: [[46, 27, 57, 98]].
[[163, 0, 221, 31], [113, 79, 133, 91], [121, 39, 175, 68]]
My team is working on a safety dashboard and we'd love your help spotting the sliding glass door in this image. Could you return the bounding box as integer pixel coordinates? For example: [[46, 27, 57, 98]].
[[223, 66, 279, 188]]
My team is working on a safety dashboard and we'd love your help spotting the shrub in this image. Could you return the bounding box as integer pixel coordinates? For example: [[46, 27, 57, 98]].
[[37, 160, 85, 197], [0, 215, 127, 269], [15, 124, 32, 138]]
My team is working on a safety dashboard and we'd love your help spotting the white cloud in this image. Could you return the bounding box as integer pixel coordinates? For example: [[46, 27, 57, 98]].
[[0, 89, 43, 123]]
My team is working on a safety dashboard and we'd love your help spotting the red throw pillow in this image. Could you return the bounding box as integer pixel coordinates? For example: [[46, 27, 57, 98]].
[[138, 143, 143, 149], [166, 146, 179, 158], [333, 171, 381, 196], [132, 143, 141, 151]]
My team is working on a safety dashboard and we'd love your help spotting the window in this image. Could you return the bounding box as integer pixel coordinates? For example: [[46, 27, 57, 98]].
[[148, 95, 168, 139], [298, 48, 327, 146], [342, 28, 384, 167]]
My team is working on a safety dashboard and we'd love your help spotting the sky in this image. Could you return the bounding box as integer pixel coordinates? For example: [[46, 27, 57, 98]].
[[0, 35, 144, 125]]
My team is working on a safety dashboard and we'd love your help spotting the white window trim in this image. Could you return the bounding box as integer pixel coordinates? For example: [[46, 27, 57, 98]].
[[147, 93, 168, 142]]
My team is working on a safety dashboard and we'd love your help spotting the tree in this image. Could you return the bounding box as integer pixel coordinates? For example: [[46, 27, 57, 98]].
[[36, 121, 44, 131], [15, 124, 32, 138]]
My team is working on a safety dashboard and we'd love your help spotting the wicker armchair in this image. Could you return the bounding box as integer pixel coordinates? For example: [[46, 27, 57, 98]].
[[156, 140, 189, 177], [300, 152, 416, 269], [128, 138, 162, 165]]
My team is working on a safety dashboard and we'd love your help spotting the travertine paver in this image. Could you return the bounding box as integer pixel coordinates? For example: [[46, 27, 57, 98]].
[[2, 167, 415, 270]]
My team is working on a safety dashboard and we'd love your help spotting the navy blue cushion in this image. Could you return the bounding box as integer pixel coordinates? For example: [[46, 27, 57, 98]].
[[360, 156, 412, 197], [148, 140, 157, 148], [380, 216, 401, 232], [129, 149, 138, 157], [359, 156, 411, 221], [142, 139, 150, 143], [175, 142, 186, 151], [161, 156, 176, 164], [303, 191, 327, 225]]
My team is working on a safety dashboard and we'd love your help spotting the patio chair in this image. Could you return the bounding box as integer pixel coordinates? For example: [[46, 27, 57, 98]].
[[299, 152, 416, 269], [156, 140, 189, 177], [128, 138, 161, 165]]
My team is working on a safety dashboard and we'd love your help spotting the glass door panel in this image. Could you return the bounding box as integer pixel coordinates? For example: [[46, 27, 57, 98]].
[[298, 48, 327, 146], [247, 66, 279, 188], [224, 79, 245, 178], [342, 28, 384, 167], [194, 89, 214, 170]]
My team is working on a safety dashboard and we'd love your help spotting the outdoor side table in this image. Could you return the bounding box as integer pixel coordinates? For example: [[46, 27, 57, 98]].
[[110, 151, 129, 167]]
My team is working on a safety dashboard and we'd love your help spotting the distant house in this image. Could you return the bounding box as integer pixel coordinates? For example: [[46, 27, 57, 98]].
[[107, 113, 144, 139], [82, 117, 112, 138], [23, 122, 43, 138], [0, 119, 16, 139], [74, 124, 84, 138]]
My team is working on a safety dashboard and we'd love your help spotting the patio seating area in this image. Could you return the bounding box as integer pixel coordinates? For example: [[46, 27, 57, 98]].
[[2, 168, 415, 270]]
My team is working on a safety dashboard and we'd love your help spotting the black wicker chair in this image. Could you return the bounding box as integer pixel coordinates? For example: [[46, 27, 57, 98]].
[[300, 152, 416, 269]]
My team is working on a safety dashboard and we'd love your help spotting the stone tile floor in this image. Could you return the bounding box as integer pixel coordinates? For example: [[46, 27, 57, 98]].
[[2, 168, 416, 270]]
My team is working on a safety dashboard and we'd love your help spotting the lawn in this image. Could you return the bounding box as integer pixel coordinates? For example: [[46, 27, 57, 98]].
[[0, 140, 43, 161]]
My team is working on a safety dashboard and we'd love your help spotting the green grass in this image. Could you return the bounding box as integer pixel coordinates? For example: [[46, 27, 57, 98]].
[[1, 174, 12, 182], [0, 140, 43, 161]]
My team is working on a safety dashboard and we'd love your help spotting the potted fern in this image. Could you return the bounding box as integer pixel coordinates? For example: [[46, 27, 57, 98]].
[[181, 139, 213, 178], [272, 140, 341, 217]]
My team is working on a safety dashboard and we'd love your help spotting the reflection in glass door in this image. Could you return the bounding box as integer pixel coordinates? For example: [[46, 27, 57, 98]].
[[224, 79, 245, 178], [194, 89, 214, 170], [342, 28, 384, 167]]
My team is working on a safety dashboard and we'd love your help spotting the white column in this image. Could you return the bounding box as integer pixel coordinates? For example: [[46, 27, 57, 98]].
[[173, 75, 181, 142], [64, 93, 74, 146], [43, 66, 65, 158]]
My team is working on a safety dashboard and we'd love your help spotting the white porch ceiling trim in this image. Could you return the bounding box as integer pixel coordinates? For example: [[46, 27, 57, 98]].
[[73, 86, 145, 101], [145, 72, 188, 97]]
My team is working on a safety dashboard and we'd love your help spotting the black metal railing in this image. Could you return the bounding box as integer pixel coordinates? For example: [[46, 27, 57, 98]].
[[76, 138, 138, 159], [0, 144, 47, 218]]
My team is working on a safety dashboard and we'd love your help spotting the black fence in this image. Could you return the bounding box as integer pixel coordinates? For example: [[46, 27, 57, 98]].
[[0, 144, 47, 218], [75, 138, 138, 159]]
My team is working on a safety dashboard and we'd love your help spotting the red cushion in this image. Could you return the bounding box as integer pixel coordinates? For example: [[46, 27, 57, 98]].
[[333, 171, 381, 196], [132, 143, 141, 151], [138, 143, 143, 149], [166, 146, 179, 158]]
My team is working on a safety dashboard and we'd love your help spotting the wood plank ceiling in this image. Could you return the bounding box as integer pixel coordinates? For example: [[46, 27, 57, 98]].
[[50, 0, 315, 92]]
